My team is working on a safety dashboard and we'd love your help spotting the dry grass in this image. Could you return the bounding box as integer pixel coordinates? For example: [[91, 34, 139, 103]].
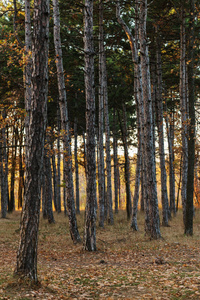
[[0, 209, 200, 299]]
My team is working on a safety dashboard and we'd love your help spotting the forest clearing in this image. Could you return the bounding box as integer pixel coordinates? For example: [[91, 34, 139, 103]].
[[0, 210, 200, 299]]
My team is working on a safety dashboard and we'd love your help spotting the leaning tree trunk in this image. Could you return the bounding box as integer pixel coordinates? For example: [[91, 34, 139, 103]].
[[98, 0, 105, 227], [139, 0, 161, 239], [15, 0, 50, 281], [155, 29, 169, 226], [83, 0, 97, 251], [185, 0, 195, 236], [53, 0, 81, 242]]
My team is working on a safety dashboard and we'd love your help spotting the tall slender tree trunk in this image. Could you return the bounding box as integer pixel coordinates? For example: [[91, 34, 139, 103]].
[[165, 109, 176, 216], [74, 112, 80, 214], [180, 7, 188, 226], [50, 131, 58, 212], [155, 29, 169, 226], [15, 0, 50, 281], [56, 108, 61, 213], [44, 147, 55, 224], [122, 104, 132, 220], [131, 104, 142, 230], [53, 0, 80, 243], [185, 0, 195, 236], [116, 0, 149, 229], [98, 0, 105, 227], [83, 0, 97, 251], [102, 34, 113, 225], [0, 134, 7, 218], [9, 126, 17, 212], [24, 0, 32, 162], [139, 0, 161, 239], [113, 107, 119, 214], [18, 121, 24, 209]]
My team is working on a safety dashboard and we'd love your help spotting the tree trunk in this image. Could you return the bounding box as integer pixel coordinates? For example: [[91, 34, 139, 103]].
[[74, 112, 80, 214], [139, 0, 161, 239], [52, 0, 81, 242], [18, 121, 24, 209], [113, 107, 119, 214], [155, 29, 169, 226], [44, 147, 55, 224], [15, 0, 50, 281], [102, 37, 113, 225], [185, 0, 195, 236], [0, 134, 7, 218], [98, 0, 105, 227], [9, 126, 17, 212], [131, 104, 142, 231], [122, 104, 132, 220], [24, 0, 32, 159], [50, 131, 58, 212], [83, 0, 97, 251], [56, 108, 61, 213], [180, 7, 188, 226], [165, 109, 176, 216]]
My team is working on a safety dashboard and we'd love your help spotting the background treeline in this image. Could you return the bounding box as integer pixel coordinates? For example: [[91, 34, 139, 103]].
[[0, 1, 200, 232]]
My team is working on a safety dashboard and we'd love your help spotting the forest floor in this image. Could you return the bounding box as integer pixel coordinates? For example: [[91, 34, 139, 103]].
[[0, 209, 200, 299]]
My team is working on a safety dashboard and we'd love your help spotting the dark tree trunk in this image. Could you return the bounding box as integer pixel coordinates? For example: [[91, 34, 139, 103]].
[[139, 0, 161, 239], [15, 0, 50, 281], [18, 121, 24, 209], [113, 107, 119, 214], [50, 131, 58, 212], [53, 0, 80, 242], [98, 0, 105, 227], [122, 104, 132, 220], [9, 126, 17, 212], [155, 30, 169, 226], [83, 0, 97, 251], [74, 112, 80, 214], [185, 0, 195, 236], [44, 147, 55, 224], [56, 109, 61, 213]]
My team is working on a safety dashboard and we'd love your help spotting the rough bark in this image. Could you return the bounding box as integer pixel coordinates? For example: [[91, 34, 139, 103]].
[[83, 0, 97, 251], [15, 0, 50, 281], [98, 0, 105, 227], [155, 30, 169, 226], [180, 8, 188, 226], [185, 0, 195, 236], [165, 109, 176, 216], [139, 0, 161, 239], [102, 41, 113, 225], [52, 0, 80, 242], [44, 147, 55, 224]]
